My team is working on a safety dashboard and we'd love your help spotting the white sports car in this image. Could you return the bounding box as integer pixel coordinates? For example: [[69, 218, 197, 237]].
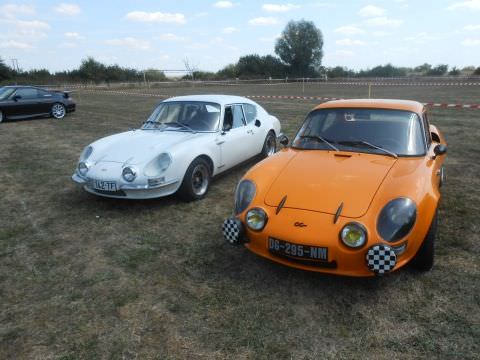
[[72, 95, 282, 200]]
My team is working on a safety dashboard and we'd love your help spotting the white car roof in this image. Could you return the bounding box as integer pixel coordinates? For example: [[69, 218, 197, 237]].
[[163, 94, 258, 106]]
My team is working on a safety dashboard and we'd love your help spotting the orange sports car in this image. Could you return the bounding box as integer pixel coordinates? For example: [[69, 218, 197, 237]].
[[222, 99, 447, 276]]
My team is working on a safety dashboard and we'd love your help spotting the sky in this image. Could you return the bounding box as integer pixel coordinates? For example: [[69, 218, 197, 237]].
[[0, 0, 480, 73]]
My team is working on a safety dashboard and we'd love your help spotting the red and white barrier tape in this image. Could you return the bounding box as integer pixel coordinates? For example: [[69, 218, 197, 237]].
[[83, 90, 480, 109]]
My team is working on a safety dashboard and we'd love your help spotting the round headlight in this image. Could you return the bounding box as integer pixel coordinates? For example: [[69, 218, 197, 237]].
[[377, 198, 416, 242], [78, 161, 89, 176], [246, 208, 267, 231], [340, 222, 367, 248], [235, 180, 256, 214], [144, 153, 172, 177], [122, 166, 137, 182]]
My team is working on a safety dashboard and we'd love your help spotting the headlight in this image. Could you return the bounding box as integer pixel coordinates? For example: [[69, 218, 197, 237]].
[[122, 166, 137, 182], [377, 198, 416, 242], [246, 208, 268, 231], [144, 153, 172, 177], [80, 146, 93, 161], [78, 161, 89, 176], [235, 180, 256, 214], [340, 222, 367, 248]]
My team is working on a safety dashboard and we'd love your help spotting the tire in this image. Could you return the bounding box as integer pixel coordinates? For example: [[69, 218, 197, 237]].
[[178, 157, 211, 201], [51, 103, 66, 119], [261, 131, 276, 158], [0, 110, 3, 123], [411, 210, 437, 271]]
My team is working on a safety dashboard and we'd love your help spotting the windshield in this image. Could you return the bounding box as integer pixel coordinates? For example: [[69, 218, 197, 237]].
[[292, 108, 425, 156], [0, 87, 15, 100], [142, 101, 221, 132]]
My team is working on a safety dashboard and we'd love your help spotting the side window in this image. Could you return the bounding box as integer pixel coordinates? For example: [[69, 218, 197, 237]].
[[231, 104, 246, 129], [422, 112, 431, 148], [243, 103, 257, 124], [37, 89, 51, 97], [15, 88, 38, 99]]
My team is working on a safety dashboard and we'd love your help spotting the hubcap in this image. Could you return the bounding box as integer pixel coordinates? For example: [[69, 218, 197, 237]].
[[52, 104, 65, 118], [266, 135, 276, 156], [191, 164, 209, 195]]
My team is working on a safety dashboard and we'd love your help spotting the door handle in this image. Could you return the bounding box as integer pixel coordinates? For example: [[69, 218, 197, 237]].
[[216, 140, 225, 145]]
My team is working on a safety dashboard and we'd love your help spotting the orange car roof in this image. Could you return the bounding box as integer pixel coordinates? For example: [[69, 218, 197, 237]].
[[314, 99, 425, 114]]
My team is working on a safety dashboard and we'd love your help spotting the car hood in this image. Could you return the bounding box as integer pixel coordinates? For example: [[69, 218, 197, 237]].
[[91, 130, 197, 165], [264, 150, 397, 218]]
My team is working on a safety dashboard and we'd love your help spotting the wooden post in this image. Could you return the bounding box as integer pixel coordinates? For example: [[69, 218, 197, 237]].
[[368, 83, 372, 99]]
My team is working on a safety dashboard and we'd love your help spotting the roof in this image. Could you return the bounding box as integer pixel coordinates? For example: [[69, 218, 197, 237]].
[[315, 99, 425, 114], [163, 94, 257, 106]]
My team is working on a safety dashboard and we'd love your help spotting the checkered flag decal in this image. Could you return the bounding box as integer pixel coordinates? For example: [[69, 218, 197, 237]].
[[366, 244, 397, 275], [222, 217, 243, 244]]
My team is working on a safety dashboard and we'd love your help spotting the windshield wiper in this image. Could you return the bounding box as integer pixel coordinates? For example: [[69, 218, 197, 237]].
[[299, 135, 339, 151], [142, 120, 161, 129], [337, 140, 398, 159], [163, 121, 195, 133]]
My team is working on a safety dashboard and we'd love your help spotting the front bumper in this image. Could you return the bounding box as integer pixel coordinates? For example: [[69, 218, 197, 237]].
[[223, 212, 403, 277], [72, 172, 180, 199]]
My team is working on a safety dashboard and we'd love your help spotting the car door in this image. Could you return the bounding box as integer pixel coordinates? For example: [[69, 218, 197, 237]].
[[216, 104, 252, 169], [35, 89, 55, 114], [10, 88, 40, 118], [243, 103, 265, 156]]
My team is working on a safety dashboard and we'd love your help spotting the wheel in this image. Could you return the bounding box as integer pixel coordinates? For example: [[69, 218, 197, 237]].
[[51, 103, 66, 119], [178, 157, 211, 201], [0, 110, 3, 123], [411, 210, 437, 271], [261, 131, 276, 158]]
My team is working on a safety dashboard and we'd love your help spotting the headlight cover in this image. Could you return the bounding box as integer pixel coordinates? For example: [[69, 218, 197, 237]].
[[377, 198, 417, 242], [341, 222, 367, 248], [246, 208, 267, 231], [235, 180, 256, 214], [144, 153, 172, 177], [122, 166, 137, 182], [79, 146, 93, 162]]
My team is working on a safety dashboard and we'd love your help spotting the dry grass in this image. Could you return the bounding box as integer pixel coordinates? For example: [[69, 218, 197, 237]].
[[0, 83, 479, 359]]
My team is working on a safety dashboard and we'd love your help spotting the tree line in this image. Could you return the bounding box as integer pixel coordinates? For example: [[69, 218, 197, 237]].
[[0, 57, 167, 85], [1, 19, 479, 84]]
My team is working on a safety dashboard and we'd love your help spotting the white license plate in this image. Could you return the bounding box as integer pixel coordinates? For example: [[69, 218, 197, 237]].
[[93, 180, 117, 192]]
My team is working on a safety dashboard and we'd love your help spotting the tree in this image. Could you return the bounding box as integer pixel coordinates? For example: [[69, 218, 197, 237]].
[[414, 63, 432, 74], [78, 57, 107, 83], [473, 67, 480, 75], [427, 64, 448, 76], [326, 66, 354, 78], [448, 67, 461, 76], [0, 58, 13, 82], [274, 19, 323, 77]]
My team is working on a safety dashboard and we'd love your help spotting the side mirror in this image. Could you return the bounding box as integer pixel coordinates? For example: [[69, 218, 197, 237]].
[[279, 134, 289, 147], [432, 144, 447, 159], [13, 95, 21, 101], [254, 119, 261, 127], [431, 131, 441, 143]]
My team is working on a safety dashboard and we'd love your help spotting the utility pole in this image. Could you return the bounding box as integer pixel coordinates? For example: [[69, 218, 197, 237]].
[[10, 58, 19, 72]]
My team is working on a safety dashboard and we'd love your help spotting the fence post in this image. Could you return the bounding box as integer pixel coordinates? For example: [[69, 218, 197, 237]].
[[368, 83, 372, 98]]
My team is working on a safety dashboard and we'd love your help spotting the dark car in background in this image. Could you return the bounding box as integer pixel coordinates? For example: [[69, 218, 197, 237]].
[[0, 86, 75, 123]]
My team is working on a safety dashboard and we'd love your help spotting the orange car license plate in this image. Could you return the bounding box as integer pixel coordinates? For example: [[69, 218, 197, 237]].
[[268, 238, 328, 261]]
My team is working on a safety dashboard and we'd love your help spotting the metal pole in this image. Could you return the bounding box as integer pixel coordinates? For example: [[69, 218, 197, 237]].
[[368, 83, 372, 98]]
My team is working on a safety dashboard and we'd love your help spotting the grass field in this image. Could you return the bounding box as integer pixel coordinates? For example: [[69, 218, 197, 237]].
[[1, 83, 479, 359]]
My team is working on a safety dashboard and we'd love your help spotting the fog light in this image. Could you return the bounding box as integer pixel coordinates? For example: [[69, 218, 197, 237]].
[[122, 166, 137, 182], [246, 208, 267, 231], [340, 222, 367, 248], [148, 177, 165, 187]]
